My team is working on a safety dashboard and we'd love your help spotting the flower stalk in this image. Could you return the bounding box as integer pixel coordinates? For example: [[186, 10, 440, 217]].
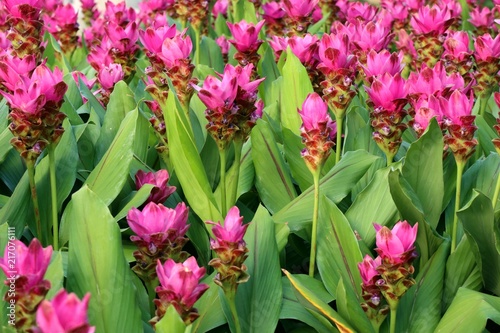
[[226, 290, 242, 333], [27, 160, 42, 242], [309, 170, 321, 277], [48, 144, 59, 251], [389, 307, 398, 333], [493, 170, 500, 211], [335, 116, 342, 164], [451, 161, 465, 253], [220, 148, 228, 216], [229, 139, 244, 208]]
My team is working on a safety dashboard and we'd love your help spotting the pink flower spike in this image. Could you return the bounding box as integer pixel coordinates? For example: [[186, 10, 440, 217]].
[[139, 24, 178, 55], [212, 0, 229, 17], [34, 290, 94, 333], [375, 221, 418, 264], [440, 89, 475, 127], [97, 63, 124, 91], [443, 31, 471, 61], [283, 0, 319, 19], [196, 71, 238, 111], [159, 31, 193, 68], [298, 93, 333, 134], [358, 255, 382, 286], [362, 50, 404, 80], [227, 20, 265, 54], [208, 206, 249, 244], [474, 34, 500, 62], [412, 95, 443, 135], [365, 73, 407, 112], [135, 169, 176, 204], [409, 4, 453, 36]]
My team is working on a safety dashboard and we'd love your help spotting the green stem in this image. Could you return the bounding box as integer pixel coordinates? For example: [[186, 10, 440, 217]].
[[389, 307, 397, 333], [194, 27, 201, 66], [227, 291, 242, 333], [146, 281, 157, 318], [479, 95, 489, 117], [219, 148, 227, 217], [385, 152, 395, 167], [26, 161, 42, 242], [48, 144, 59, 251], [230, 140, 243, 208], [309, 170, 321, 277], [335, 116, 343, 164], [451, 161, 465, 253], [492, 167, 500, 210], [231, 0, 238, 22]]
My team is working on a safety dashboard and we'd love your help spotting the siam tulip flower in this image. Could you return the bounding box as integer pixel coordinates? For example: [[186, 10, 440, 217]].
[[298, 93, 336, 172], [359, 255, 382, 287], [440, 90, 477, 163], [159, 30, 193, 68], [96, 63, 124, 105], [103, 21, 140, 79], [138, 0, 170, 25], [358, 255, 387, 330], [348, 20, 393, 63], [42, 3, 79, 54], [127, 202, 190, 280], [282, 0, 319, 36], [103, 1, 136, 27], [33, 290, 94, 333], [268, 36, 289, 60], [0, 239, 52, 331], [442, 31, 473, 77], [365, 73, 408, 165], [82, 18, 106, 47], [227, 20, 265, 67], [410, 95, 443, 137], [345, 1, 378, 23], [493, 92, 500, 155], [216, 35, 230, 63], [152, 257, 209, 325], [380, 0, 408, 29], [288, 34, 320, 69], [394, 29, 417, 76], [262, 1, 286, 36], [0, 53, 36, 92], [361, 50, 404, 83], [207, 206, 250, 292], [469, 6, 495, 35], [135, 169, 176, 204], [473, 34, 500, 98], [80, 0, 98, 26], [212, 0, 229, 18]]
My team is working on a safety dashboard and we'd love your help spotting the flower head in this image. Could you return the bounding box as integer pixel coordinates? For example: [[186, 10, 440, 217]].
[[411, 95, 443, 136], [97, 63, 124, 91], [299, 92, 335, 136], [135, 169, 176, 204], [34, 290, 94, 333], [365, 73, 407, 113], [209, 206, 249, 245], [410, 4, 453, 36], [283, 0, 319, 19], [317, 33, 355, 75], [474, 34, 500, 62], [362, 50, 404, 81], [374, 221, 418, 264], [440, 89, 474, 127], [227, 20, 265, 54], [358, 255, 382, 286], [443, 31, 471, 62]]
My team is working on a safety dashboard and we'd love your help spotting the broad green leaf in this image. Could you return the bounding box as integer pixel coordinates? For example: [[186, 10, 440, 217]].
[[283, 128, 313, 191], [45, 251, 64, 299], [236, 205, 282, 332], [95, 81, 136, 162], [344, 109, 383, 157], [0, 128, 13, 164], [84, 109, 138, 206], [281, 49, 313, 135], [274, 151, 379, 233], [401, 119, 444, 228], [199, 36, 224, 73], [461, 153, 500, 209], [252, 120, 297, 214], [258, 45, 280, 105], [435, 288, 500, 333], [164, 92, 222, 223], [113, 184, 154, 222], [397, 239, 449, 333], [280, 276, 336, 333], [78, 76, 106, 123], [346, 167, 399, 247], [191, 273, 227, 333], [66, 186, 143, 333], [283, 270, 355, 333], [476, 114, 497, 156], [156, 306, 187, 333], [460, 191, 500, 295], [317, 196, 363, 297], [335, 278, 374, 333], [61, 73, 84, 125]]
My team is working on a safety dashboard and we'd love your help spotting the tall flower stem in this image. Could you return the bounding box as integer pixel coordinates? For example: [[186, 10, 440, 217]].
[[385, 152, 395, 167], [309, 170, 321, 277], [226, 290, 242, 333], [219, 148, 228, 216], [146, 280, 157, 317], [335, 116, 343, 164], [26, 160, 42, 242], [479, 95, 489, 117], [492, 167, 500, 210], [194, 27, 201, 66], [48, 144, 59, 251], [229, 140, 243, 208], [451, 160, 465, 252], [389, 307, 398, 333]]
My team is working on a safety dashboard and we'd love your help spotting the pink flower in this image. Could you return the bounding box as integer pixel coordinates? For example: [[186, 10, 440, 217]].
[[212, 0, 229, 17], [0, 239, 52, 292], [263, 2, 285, 23], [104, 1, 136, 26], [474, 34, 500, 62], [127, 202, 189, 251], [283, 0, 319, 19], [350, 20, 393, 53], [395, 29, 417, 58], [365, 73, 407, 112], [298, 92, 335, 136], [34, 290, 94, 333], [406, 62, 466, 98], [268, 36, 288, 59], [410, 4, 453, 36], [227, 20, 265, 54], [358, 255, 382, 286], [194, 70, 238, 111], [412, 95, 443, 135], [105, 21, 139, 54], [30, 64, 67, 103], [72, 71, 96, 91], [380, 0, 408, 23], [208, 206, 249, 245], [362, 50, 404, 80], [97, 63, 124, 91], [135, 169, 176, 204], [159, 30, 192, 68], [42, 4, 78, 34], [374, 221, 418, 264], [0, 54, 36, 91], [440, 89, 475, 127], [345, 1, 378, 23], [443, 31, 471, 61], [80, 0, 95, 10], [216, 35, 230, 55], [139, 24, 177, 55], [469, 6, 494, 28], [156, 257, 209, 313], [317, 33, 355, 75], [287, 34, 319, 67]]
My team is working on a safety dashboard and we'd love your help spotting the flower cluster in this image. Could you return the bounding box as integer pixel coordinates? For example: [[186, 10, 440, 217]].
[[42, 3, 79, 55], [135, 169, 176, 205]]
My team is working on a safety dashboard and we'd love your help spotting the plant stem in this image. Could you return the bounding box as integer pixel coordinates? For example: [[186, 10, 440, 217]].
[[230, 140, 243, 207], [385, 152, 395, 167], [146, 281, 157, 318], [48, 144, 59, 251], [194, 27, 201, 66], [389, 307, 397, 333], [479, 95, 489, 117], [219, 148, 227, 216], [309, 170, 321, 277], [227, 291, 242, 333], [335, 116, 343, 164], [493, 167, 500, 210], [26, 161, 42, 242], [451, 160, 465, 252]]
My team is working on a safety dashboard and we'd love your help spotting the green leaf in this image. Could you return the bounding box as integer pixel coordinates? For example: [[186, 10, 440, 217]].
[[397, 239, 449, 333], [61, 73, 84, 125], [460, 191, 500, 295], [45, 251, 64, 299], [199, 36, 224, 73], [401, 119, 444, 228], [0, 128, 14, 164], [476, 114, 497, 156], [280, 49, 313, 135], [191, 273, 227, 333], [251, 120, 297, 214], [335, 278, 374, 333], [95, 81, 136, 162], [435, 288, 500, 333], [283, 128, 313, 191], [84, 109, 138, 206], [164, 92, 222, 223], [156, 306, 187, 333], [66, 186, 143, 333], [274, 151, 379, 233], [283, 270, 355, 333], [317, 196, 363, 297], [114, 184, 154, 222], [236, 205, 282, 332], [346, 167, 399, 247]]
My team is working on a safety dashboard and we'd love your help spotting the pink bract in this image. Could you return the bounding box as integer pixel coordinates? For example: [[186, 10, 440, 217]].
[[374, 221, 418, 264]]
